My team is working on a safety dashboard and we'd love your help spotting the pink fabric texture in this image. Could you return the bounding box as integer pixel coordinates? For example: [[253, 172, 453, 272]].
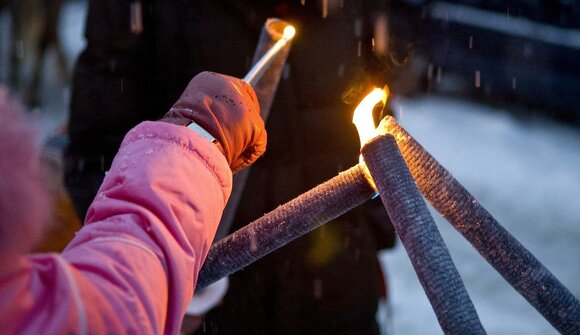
[[0, 87, 51, 254], [0, 121, 232, 334]]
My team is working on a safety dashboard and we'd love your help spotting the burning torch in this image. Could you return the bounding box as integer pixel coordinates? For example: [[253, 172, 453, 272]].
[[349, 87, 580, 333], [193, 16, 579, 332], [355, 87, 485, 334], [215, 19, 296, 241], [351, 87, 580, 333], [197, 83, 580, 333]]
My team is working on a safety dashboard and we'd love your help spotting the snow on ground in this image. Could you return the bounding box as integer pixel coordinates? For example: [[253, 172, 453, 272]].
[[381, 96, 580, 334]]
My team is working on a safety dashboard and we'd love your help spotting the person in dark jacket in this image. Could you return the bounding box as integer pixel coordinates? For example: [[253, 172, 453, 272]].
[[66, 1, 402, 334]]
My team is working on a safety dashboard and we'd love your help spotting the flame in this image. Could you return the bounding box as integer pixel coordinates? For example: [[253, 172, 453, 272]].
[[352, 87, 388, 147], [243, 23, 295, 86], [283, 26, 296, 40], [352, 86, 389, 192]]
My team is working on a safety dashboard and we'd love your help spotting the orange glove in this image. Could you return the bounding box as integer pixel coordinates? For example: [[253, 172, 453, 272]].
[[162, 71, 266, 173]]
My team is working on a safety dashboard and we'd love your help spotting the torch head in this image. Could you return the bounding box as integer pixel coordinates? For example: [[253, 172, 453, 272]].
[[243, 18, 295, 119], [243, 19, 295, 87], [352, 88, 388, 147], [351, 86, 390, 192]]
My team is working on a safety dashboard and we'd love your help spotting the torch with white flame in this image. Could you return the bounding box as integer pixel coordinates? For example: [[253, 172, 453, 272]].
[[216, 19, 296, 241], [243, 24, 296, 87]]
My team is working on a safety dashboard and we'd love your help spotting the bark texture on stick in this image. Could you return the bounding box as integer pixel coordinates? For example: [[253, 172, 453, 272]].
[[362, 134, 485, 335], [197, 165, 375, 290], [380, 116, 580, 334]]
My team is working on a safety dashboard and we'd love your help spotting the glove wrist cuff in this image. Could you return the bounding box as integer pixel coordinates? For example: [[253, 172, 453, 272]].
[[186, 120, 217, 144]]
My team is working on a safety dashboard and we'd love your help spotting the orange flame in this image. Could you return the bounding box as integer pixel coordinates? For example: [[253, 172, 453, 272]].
[[352, 86, 389, 191], [352, 87, 389, 147]]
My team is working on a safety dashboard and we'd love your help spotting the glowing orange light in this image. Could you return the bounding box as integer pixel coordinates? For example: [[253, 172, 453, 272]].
[[283, 26, 296, 40], [243, 24, 296, 86], [352, 87, 389, 147], [352, 86, 389, 191]]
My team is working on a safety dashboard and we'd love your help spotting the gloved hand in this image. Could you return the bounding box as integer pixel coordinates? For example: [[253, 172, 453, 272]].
[[162, 71, 266, 173]]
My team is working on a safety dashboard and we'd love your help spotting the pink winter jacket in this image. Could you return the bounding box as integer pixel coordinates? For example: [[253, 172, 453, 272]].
[[0, 121, 232, 334]]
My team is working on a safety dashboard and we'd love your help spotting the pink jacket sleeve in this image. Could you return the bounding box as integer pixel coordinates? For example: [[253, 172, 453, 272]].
[[0, 121, 232, 334]]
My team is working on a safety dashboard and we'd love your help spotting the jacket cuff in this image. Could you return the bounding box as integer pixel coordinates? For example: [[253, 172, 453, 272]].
[[120, 121, 232, 203]]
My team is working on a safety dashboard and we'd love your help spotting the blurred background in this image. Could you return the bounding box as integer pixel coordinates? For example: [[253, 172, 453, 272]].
[[0, 0, 86, 138], [0, 1, 578, 334], [423, 0, 579, 122]]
